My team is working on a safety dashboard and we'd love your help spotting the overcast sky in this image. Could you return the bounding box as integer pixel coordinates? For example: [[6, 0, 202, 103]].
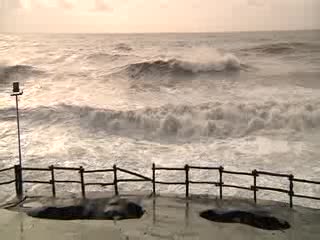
[[0, 0, 319, 33]]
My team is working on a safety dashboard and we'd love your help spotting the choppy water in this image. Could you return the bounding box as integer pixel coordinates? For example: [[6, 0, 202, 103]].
[[0, 31, 320, 207]]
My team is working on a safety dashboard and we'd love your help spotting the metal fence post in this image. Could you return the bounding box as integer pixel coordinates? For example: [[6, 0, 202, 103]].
[[289, 174, 294, 208], [113, 165, 119, 195], [185, 164, 189, 198], [219, 166, 223, 199], [152, 163, 156, 196], [49, 165, 56, 198], [79, 166, 86, 199], [252, 169, 258, 203]]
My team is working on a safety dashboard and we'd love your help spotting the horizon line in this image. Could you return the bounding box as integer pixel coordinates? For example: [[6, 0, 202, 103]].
[[1, 28, 319, 35]]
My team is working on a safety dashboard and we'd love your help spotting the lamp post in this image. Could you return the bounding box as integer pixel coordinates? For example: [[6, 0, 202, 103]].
[[11, 82, 24, 199], [11, 82, 23, 166]]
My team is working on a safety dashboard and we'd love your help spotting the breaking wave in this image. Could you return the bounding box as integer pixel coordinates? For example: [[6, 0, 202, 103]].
[[115, 55, 244, 79], [7, 102, 320, 141], [242, 42, 320, 55], [80, 102, 320, 139], [0, 64, 42, 83]]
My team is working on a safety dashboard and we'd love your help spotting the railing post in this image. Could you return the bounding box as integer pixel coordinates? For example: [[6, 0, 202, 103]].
[[14, 165, 23, 200], [79, 166, 86, 199], [152, 163, 156, 196], [219, 166, 223, 199], [252, 169, 258, 203], [49, 165, 56, 198], [289, 174, 294, 208], [113, 165, 119, 195], [185, 164, 189, 198]]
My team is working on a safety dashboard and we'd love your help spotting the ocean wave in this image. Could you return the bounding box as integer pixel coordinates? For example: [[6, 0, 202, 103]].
[[115, 55, 244, 79], [242, 42, 320, 55], [5, 102, 319, 140], [86, 53, 131, 62], [114, 43, 132, 52], [80, 103, 320, 139], [0, 64, 42, 83]]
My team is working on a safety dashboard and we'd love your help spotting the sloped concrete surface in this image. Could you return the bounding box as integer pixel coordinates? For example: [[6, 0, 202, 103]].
[[1, 195, 320, 240]]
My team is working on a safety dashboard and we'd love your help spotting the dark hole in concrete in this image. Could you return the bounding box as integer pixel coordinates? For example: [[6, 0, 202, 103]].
[[200, 209, 290, 230], [27, 198, 144, 220]]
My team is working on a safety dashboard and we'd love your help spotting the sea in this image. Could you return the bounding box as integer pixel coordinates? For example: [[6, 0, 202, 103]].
[[0, 30, 320, 207]]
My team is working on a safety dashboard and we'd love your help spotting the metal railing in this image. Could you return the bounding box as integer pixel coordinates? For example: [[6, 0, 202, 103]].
[[0, 164, 319, 208]]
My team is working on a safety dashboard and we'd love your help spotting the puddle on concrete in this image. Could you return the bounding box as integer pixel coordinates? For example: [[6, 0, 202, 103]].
[[200, 209, 290, 230]]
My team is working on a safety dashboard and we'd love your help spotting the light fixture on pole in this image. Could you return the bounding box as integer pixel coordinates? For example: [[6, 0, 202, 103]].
[[11, 82, 24, 200], [11, 82, 23, 167]]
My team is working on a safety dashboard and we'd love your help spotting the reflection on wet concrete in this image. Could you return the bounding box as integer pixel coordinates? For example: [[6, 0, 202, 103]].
[[4, 195, 320, 240]]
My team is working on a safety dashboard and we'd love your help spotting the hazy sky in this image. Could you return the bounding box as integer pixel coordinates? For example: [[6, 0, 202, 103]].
[[0, 0, 319, 33]]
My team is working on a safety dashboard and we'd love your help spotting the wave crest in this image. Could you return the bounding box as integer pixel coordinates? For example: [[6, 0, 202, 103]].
[[117, 55, 243, 79], [82, 102, 320, 139], [114, 43, 132, 52], [10, 102, 319, 141], [243, 42, 320, 55], [0, 65, 42, 83], [86, 53, 130, 62]]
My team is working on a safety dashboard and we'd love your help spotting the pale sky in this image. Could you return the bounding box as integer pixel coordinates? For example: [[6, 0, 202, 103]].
[[0, 0, 319, 33]]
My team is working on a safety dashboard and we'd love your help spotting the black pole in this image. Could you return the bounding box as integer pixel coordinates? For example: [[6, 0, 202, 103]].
[[289, 175, 294, 208], [79, 166, 86, 199], [185, 164, 189, 198], [152, 163, 156, 196], [11, 82, 23, 199], [15, 95, 22, 167], [14, 165, 23, 199], [113, 165, 119, 195], [219, 166, 223, 199], [252, 170, 257, 203], [50, 165, 56, 198]]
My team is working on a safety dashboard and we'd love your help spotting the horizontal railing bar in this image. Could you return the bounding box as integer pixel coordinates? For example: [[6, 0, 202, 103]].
[[0, 180, 15, 185], [255, 186, 289, 194], [23, 180, 51, 184], [53, 167, 81, 171], [189, 181, 219, 185], [222, 184, 252, 191], [22, 167, 50, 171], [117, 167, 152, 181], [188, 166, 220, 170], [117, 179, 150, 182], [293, 178, 320, 185], [154, 167, 185, 171], [85, 182, 114, 186], [0, 166, 15, 173], [293, 194, 320, 201], [155, 181, 186, 185], [84, 169, 113, 173], [256, 171, 291, 178], [1, 164, 320, 205], [54, 180, 81, 184], [222, 170, 252, 176]]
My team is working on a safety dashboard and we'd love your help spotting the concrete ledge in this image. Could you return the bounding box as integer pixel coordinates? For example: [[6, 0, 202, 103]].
[[1, 195, 320, 240]]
